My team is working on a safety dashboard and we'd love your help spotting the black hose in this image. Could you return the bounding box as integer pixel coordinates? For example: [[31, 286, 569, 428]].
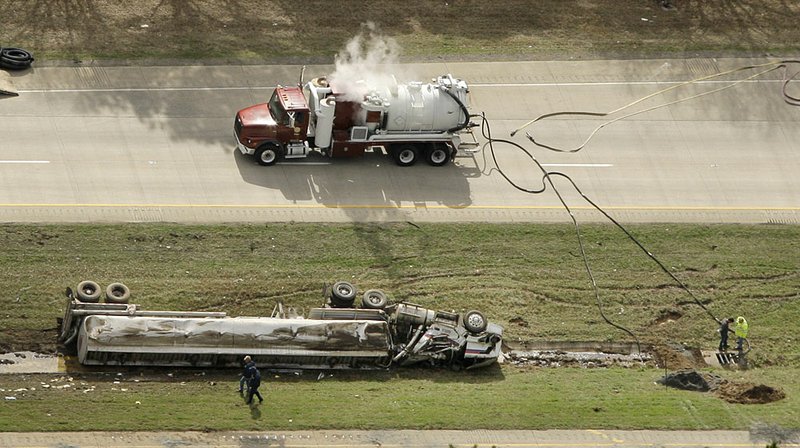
[[0, 47, 35, 70], [442, 87, 472, 133], [504, 60, 800, 329], [479, 113, 643, 355]]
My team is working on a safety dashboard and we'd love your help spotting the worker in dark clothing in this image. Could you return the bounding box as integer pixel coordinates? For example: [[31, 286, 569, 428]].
[[717, 317, 734, 351], [245, 364, 264, 405], [238, 355, 256, 393]]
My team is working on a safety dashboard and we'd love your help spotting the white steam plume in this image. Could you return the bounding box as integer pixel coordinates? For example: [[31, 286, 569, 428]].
[[327, 22, 416, 102]]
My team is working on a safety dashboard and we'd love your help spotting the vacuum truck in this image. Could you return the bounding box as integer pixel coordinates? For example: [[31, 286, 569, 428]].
[[58, 281, 504, 371], [233, 74, 477, 167]]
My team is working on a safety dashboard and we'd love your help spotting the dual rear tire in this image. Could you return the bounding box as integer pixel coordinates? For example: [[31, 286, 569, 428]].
[[75, 281, 130, 304], [391, 144, 451, 167]]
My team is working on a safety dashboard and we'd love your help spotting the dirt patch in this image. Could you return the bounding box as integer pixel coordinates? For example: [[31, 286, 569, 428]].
[[658, 369, 785, 404], [650, 343, 706, 370], [653, 308, 683, 325], [717, 381, 786, 404]]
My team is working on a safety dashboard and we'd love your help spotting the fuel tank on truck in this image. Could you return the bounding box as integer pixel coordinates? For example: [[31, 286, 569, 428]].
[[77, 314, 392, 368], [358, 74, 469, 133]]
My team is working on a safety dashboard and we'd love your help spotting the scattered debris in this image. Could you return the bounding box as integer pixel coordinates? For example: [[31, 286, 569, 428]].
[[506, 350, 651, 368]]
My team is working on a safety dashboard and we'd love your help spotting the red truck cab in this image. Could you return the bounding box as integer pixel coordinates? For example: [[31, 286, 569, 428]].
[[234, 86, 310, 165]]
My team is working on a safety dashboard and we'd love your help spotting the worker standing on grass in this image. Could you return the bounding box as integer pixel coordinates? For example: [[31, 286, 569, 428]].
[[717, 317, 734, 351], [734, 316, 749, 352], [238, 355, 256, 393], [245, 363, 264, 406]]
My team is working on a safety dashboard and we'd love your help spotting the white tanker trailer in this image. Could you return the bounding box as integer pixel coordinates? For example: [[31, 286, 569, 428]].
[[234, 73, 478, 167], [58, 281, 503, 370]]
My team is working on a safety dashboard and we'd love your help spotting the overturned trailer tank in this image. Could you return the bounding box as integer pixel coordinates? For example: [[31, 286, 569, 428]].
[[58, 281, 503, 370]]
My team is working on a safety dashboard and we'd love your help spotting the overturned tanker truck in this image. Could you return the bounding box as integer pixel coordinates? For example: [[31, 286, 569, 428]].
[[58, 281, 503, 370]]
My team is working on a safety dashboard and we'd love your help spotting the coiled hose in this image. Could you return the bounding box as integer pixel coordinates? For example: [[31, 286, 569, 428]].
[[0, 47, 35, 70]]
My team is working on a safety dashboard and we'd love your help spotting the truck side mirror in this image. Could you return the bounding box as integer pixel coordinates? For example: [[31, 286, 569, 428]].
[[65, 287, 73, 299]]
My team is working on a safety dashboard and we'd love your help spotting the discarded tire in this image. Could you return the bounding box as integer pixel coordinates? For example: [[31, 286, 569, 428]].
[[76, 280, 102, 303], [105, 282, 131, 304], [0, 47, 34, 70]]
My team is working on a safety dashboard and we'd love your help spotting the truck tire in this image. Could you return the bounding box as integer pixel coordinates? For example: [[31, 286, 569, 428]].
[[426, 145, 450, 166], [463, 310, 488, 333], [330, 281, 357, 307], [361, 289, 388, 310], [105, 282, 131, 304], [255, 144, 281, 166], [76, 280, 102, 303], [392, 144, 419, 167]]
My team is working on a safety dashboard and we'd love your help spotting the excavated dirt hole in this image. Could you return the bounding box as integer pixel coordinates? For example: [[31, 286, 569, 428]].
[[654, 308, 683, 325], [658, 369, 785, 404]]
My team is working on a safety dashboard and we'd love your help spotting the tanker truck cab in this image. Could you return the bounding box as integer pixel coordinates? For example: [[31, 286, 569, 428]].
[[234, 85, 311, 166], [234, 73, 476, 167]]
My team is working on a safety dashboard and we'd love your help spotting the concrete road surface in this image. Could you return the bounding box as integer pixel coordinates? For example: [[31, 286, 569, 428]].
[[1, 58, 799, 224], [2, 429, 798, 448]]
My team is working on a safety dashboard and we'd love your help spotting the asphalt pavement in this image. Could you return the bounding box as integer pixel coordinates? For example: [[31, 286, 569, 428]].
[[2, 429, 799, 448], [1, 58, 799, 224]]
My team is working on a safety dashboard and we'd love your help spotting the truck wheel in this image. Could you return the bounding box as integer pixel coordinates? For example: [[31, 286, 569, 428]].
[[105, 282, 131, 304], [392, 144, 419, 167], [463, 310, 488, 333], [76, 280, 102, 303], [426, 145, 450, 166], [331, 281, 357, 307], [255, 144, 281, 166], [361, 289, 388, 310]]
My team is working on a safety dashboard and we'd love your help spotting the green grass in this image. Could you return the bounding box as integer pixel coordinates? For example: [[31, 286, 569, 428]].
[[1, 1, 798, 63], [2, 222, 799, 367], [1, 367, 798, 431], [0, 222, 798, 431]]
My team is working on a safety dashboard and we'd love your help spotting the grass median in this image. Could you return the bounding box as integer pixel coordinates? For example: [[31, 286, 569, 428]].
[[0, 222, 798, 431], [1, 1, 798, 63]]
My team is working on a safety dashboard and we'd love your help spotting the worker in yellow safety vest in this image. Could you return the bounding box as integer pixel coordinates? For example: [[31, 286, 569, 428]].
[[734, 316, 749, 352]]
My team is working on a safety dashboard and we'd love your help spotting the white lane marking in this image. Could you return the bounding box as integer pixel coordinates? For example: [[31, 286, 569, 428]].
[[471, 79, 782, 87], [0, 160, 50, 164], [17, 86, 276, 93], [541, 163, 613, 167], [277, 162, 332, 166]]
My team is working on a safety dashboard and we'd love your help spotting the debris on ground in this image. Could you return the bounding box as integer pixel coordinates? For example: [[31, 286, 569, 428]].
[[506, 350, 652, 368], [658, 369, 785, 404]]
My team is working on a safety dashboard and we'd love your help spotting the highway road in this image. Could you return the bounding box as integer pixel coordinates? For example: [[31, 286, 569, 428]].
[[1, 58, 799, 224], [2, 429, 798, 448]]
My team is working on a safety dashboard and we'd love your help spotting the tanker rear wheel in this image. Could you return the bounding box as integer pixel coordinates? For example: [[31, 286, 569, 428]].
[[330, 281, 357, 307], [76, 280, 102, 303], [392, 144, 419, 167], [426, 144, 450, 166]]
